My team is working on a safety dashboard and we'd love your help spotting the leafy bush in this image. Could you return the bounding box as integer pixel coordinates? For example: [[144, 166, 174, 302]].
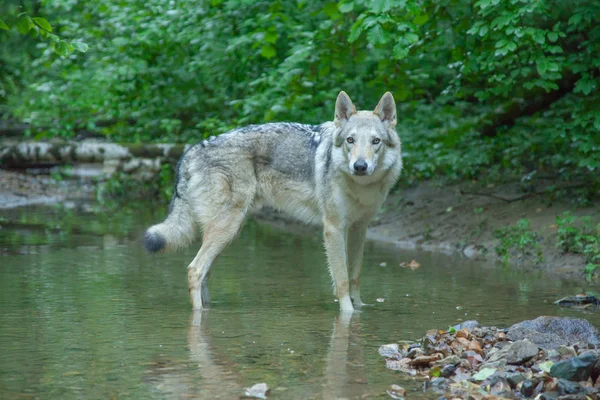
[[1, 0, 599, 187], [494, 219, 543, 264], [556, 212, 600, 279]]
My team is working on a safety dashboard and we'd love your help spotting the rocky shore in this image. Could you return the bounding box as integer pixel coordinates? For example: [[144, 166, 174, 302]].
[[380, 316, 600, 399]]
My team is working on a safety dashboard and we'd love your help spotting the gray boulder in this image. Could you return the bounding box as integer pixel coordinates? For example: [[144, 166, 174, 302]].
[[507, 316, 600, 350]]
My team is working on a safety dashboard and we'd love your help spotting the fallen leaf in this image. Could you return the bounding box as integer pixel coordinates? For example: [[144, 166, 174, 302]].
[[400, 260, 421, 270], [538, 360, 553, 373], [472, 367, 496, 381]]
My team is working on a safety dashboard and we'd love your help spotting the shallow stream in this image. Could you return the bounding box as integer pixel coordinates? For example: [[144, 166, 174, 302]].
[[1, 204, 598, 399]]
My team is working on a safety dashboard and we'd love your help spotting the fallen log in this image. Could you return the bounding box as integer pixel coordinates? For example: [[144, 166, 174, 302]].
[[0, 141, 187, 168]]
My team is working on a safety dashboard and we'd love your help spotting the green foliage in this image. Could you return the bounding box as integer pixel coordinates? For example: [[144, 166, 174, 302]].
[[96, 162, 175, 205], [1, 0, 599, 189], [556, 212, 600, 279], [494, 219, 543, 264], [0, 6, 88, 57]]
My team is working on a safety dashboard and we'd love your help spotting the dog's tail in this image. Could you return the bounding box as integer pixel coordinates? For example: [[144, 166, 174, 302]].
[[144, 195, 196, 253]]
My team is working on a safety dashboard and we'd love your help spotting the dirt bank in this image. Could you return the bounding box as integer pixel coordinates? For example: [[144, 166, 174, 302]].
[[1, 169, 597, 279], [369, 181, 599, 279]]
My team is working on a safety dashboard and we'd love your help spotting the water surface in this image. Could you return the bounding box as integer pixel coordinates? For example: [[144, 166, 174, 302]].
[[1, 204, 598, 399]]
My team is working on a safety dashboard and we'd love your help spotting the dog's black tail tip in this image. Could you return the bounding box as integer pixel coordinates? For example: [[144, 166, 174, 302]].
[[144, 231, 166, 253]]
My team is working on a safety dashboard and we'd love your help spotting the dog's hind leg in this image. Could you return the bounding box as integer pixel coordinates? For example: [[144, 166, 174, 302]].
[[187, 211, 247, 310], [347, 221, 369, 308]]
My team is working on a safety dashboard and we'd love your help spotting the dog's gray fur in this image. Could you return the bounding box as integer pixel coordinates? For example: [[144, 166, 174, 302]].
[[144, 91, 402, 311]]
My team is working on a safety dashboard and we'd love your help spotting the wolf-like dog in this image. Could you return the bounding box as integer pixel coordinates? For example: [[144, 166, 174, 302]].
[[144, 91, 402, 312]]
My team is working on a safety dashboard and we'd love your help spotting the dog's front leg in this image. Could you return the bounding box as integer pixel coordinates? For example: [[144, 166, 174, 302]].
[[347, 221, 369, 307], [323, 218, 354, 312]]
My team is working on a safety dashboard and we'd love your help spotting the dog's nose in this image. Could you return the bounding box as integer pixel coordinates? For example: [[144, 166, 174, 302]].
[[353, 160, 368, 174]]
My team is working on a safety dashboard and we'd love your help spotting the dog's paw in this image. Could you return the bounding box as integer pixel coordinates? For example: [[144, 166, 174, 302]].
[[338, 296, 355, 312]]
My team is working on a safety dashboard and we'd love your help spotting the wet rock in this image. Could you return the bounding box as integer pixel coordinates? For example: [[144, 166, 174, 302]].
[[479, 359, 507, 370], [379, 343, 400, 358], [486, 340, 539, 365], [508, 317, 600, 350], [555, 294, 600, 308], [386, 384, 406, 399], [386, 358, 416, 375], [520, 379, 536, 397], [410, 354, 442, 367], [452, 320, 480, 332], [425, 377, 448, 391], [489, 378, 512, 397], [557, 379, 582, 395], [557, 395, 588, 400], [407, 346, 425, 358], [557, 346, 577, 360], [434, 355, 461, 367], [550, 353, 599, 382], [493, 371, 527, 388], [243, 383, 269, 399], [463, 350, 483, 368], [540, 392, 560, 400], [440, 364, 457, 378]]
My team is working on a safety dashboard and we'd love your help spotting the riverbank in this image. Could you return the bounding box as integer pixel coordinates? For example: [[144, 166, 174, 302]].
[[1, 168, 598, 280]]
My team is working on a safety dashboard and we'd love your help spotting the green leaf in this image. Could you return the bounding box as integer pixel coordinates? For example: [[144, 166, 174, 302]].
[[55, 40, 71, 57], [413, 14, 429, 25], [495, 39, 507, 48], [536, 59, 548, 75], [323, 2, 340, 19], [16, 16, 34, 34], [392, 43, 408, 59], [367, 24, 388, 45], [264, 31, 278, 44], [0, 19, 9, 31], [48, 33, 60, 43], [405, 32, 419, 43], [260, 43, 276, 59], [538, 361, 554, 373], [479, 25, 489, 37], [574, 76, 596, 95], [547, 32, 558, 42], [33, 17, 52, 32], [547, 62, 559, 72], [532, 30, 545, 44], [348, 23, 363, 43], [370, 0, 401, 13], [568, 13, 582, 27], [475, 0, 492, 9], [71, 41, 89, 53], [338, 2, 354, 13]]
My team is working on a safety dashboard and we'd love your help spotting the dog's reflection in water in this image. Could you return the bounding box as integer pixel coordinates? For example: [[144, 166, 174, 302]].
[[144, 311, 366, 399]]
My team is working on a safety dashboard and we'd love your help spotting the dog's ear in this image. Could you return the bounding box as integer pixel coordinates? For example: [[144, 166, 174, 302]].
[[334, 91, 356, 127], [374, 92, 396, 128]]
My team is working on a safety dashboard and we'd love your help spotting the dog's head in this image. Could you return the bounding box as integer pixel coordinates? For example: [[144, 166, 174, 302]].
[[333, 91, 400, 178]]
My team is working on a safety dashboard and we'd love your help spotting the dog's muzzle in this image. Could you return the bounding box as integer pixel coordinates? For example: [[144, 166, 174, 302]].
[[353, 159, 368, 175]]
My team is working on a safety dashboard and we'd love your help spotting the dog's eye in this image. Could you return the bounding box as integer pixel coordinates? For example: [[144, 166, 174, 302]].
[[372, 138, 381, 145], [346, 137, 354, 144]]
